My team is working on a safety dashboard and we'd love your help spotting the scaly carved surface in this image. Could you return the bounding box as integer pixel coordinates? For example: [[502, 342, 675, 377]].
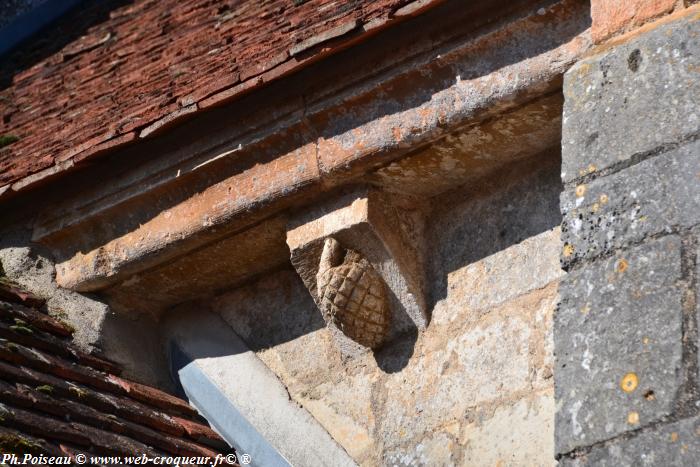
[[317, 238, 391, 349]]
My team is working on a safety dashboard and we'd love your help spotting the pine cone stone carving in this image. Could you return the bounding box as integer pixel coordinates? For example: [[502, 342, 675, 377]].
[[316, 237, 391, 349]]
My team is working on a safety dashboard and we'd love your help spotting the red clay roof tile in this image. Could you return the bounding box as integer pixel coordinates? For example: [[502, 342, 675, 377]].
[[0, 280, 228, 457], [0, 0, 441, 194]]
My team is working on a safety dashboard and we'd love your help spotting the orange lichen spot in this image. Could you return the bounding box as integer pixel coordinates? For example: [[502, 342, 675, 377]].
[[620, 372, 638, 393], [616, 258, 629, 273], [599, 194, 609, 204], [643, 336, 650, 345], [575, 184, 587, 197], [670, 432, 679, 443], [627, 411, 640, 425], [563, 244, 575, 257], [591, 202, 600, 213], [588, 164, 597, 174]]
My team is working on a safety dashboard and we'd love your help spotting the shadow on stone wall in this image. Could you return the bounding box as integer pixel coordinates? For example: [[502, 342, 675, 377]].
[[202, 264, 421, 374], [427, 147, 563, 310]]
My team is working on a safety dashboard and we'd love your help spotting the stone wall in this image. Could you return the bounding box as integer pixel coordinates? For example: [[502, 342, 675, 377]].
[[555, 6, 700, 464], [210, 153, 564, 465]]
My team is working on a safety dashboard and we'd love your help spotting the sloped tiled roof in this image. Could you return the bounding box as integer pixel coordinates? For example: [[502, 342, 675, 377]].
[[0, 278, 230, 459], [0, 0, 441, 195]]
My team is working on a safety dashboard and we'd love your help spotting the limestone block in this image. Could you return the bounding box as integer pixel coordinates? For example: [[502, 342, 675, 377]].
[[460, 391, 555, 467], [286, 187, 426, 352], [560, 140, 700, 269], [561, 9, 699, 183], [555, 236, 684, 454], [213, 241, 559, 465], [560, 415, 700, 466]]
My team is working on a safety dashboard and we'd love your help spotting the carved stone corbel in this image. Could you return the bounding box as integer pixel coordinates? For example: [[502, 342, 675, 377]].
[[286, 187, 427, 354]]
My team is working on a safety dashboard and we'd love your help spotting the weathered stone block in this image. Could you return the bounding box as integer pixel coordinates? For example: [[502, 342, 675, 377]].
[[560, 140, 700, 268], [555, 236, 684, 455], [432, 228, 564, 324], [561, 10, 699, 183], [560, 415, 700, 466], [427, 156, 564, 316], [460, 391, 555, 467], [286, 188, 427, 353]]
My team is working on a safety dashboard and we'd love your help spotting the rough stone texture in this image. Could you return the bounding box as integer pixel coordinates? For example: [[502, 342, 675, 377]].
[[426, 153, 564, 311], [367, 93, 564, 198], [213, 159, 563, 465], [590, 0, 678, 43], [215, 270, 559, 466], [459, 391, 555, 466], [561, 415, 700, 466], [100, 216, 291, 314], [557, 9, 700, 461], [555, 236, 684, 454], [54, 138, 319, 293], [560, 139, 700, 268], [561, 7, 699, 183]]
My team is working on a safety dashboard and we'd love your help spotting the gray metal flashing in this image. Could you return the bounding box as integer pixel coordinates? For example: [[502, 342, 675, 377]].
[[178, 360, 290, 467], [163, 309, 357, 467]]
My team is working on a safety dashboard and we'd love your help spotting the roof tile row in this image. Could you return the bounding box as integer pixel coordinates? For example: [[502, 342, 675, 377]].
[[0, 279, 229, 458], [0, 0, 439, 195]]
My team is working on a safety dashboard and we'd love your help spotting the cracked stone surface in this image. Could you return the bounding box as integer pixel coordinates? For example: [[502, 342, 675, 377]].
[[560, 415, 700, 466], [560, 139, 700, 269]]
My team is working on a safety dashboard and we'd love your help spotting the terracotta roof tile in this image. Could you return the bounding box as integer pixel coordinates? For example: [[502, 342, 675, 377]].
[[0, 280, 229, 457], [0, 0, 442, 194]]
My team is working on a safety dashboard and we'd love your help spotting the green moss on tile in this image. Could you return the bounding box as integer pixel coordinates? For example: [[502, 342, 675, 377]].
[[0, 434, 41, 454], [35, 385, 54, 395], [0, 135, 19, 149], [9, 324, 33, 335]]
